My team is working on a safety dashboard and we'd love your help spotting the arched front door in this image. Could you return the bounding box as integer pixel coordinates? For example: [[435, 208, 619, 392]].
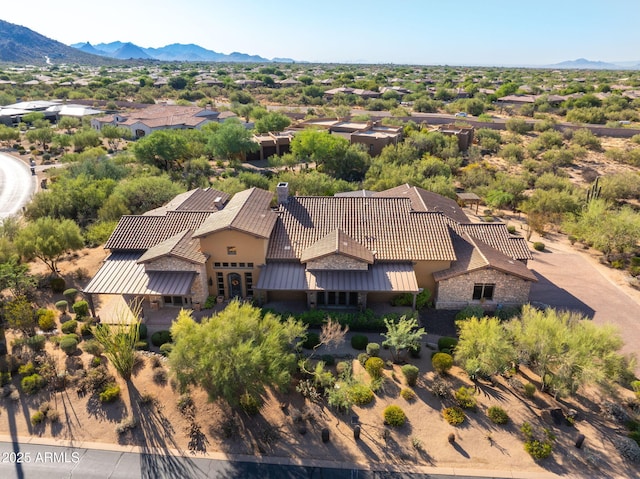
[[228, 273, 242, 298]]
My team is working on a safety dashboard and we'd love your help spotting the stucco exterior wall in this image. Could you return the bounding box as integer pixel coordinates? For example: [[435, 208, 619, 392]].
[[413, 260, 451, 296], [143, 257, 208, 304], [306, 254, 368, 271], [435, 268, 531, 309]]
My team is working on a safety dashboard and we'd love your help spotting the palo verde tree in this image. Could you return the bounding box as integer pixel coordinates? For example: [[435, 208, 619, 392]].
[[168, 301, 306, 406], [205, 118, 258, 165], [15, 217, 84, 275], [382, 315, 426, 363]]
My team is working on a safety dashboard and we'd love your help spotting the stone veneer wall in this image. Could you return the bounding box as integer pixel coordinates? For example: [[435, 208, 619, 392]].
[[144, 257, 208, 304], [306, 254, 368, 271], [435, 268, 532, 310]]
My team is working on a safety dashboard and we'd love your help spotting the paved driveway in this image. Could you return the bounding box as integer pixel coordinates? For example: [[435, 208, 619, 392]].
[[529, 246, 640, 363], [0, 152, 35, 219]]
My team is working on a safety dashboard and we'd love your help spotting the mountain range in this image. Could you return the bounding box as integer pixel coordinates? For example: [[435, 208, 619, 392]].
[[546, 58, 640, 70], [71, 41, 294, 63]]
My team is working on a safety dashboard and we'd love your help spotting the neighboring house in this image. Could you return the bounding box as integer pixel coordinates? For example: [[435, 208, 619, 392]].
[[438, 123, 475, 151], [248, 131, 295, 161], [84, 183, 535, 315], [324, 87, 381, 100], [90, 104, 236, 139]]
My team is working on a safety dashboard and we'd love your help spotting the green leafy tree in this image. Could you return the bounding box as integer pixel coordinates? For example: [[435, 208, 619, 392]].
[[101, 125, 130, 152], [26, 127, 53, 149], [0, 258, 36, 297], [57, 116, 80, 134], [382, 315, 426, 363], [4, 295, 36, 336], [0, 124, 19, 145], [254, 112, 291, 134], [454, 316, 516, 379], [71, 129, 102, 152], [133, 129, 190, 171], [15, 217, 84, 275], [169, 301, 306, 406], [205, 118, 258, 164]]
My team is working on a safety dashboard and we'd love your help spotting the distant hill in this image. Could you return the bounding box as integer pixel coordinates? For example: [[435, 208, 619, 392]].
[[0, 19, 109, 65], [72, 40, 287, 63], [548, 58, 623, 70]]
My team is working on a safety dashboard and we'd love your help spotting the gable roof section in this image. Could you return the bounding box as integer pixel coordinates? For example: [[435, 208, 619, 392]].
[[137, 230, 206, 265], [455, 223, 532, 261], [300, 229, 374, 264], [144, 188, 229, 215], [267, 196, 456, 261], [104, 211, 211, 251], [433, 233, 537, 282], [374, 184, 470, 223], [193, 187, 277, 239]]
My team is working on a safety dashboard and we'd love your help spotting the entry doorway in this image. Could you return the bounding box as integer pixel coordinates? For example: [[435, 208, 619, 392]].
[[316, 291, 359, 307], [228, 273, 242, 298]]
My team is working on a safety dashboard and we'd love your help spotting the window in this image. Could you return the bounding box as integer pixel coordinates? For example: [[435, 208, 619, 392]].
[[227, 246, 237, 255], [245, 272, 253, 297], [472, 283, 495, 301], [216, 272, 225, 296], [230, 262, 237, 268], [214, 262, 221, 268], [247, 262, 254, 268]]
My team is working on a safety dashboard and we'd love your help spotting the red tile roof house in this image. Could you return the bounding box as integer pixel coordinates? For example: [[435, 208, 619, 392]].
[[90, 104, 237, 139], [84, 183, 535, 315]]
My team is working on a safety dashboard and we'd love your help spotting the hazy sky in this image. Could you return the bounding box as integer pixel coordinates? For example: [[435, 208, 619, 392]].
[[2, 1, 639, 65]]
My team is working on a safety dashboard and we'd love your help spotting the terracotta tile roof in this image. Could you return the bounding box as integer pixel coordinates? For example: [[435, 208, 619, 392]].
[[300, 229, 374, 264], [193, 187, 277, 239], [374, 184, 470, 223], [138, 230, 206, 265], [95, 104, 231, 130], [144, 188, 229, 215], [434, 233, 537, 282], [267, 196, 456, 261], [104, 211, 211, 251], [454, 223, 532, 261]]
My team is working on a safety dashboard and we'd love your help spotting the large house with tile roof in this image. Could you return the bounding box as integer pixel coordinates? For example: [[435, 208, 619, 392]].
[[90, 104, 237, 139], [84, 183, 536, 314]]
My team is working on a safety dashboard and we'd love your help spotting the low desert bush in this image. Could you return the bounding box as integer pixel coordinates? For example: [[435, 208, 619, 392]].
[[366, 342, 380, 357], [383, 405, 406, 427], [82, 339, 103, 357], [151, 330, 172, 347], [55, 300, 68, 313], [365, 357, 384, 379], [21, 374, 45, 395], [351, 334, 369, 350], [533, 242, 546, 252], [31, 411, 46, 425], [357, 352, 370, 367], [115, 417, 137, 435], [302, 332, 320, 350], [443, 406, 465, 426], [18, 362, 36, 376], [99, 383, 121, 403], [50, 277, 66, 293], [437, 336, 459, 352], [153, 368, 168, 385], [487, 406, 510, 424], [72, 301, 89, 318], [159, 343, 173, 356], [61, 319, 78, 335], [239, 392, 260, 415], [59, 336, 78, 356], [432, 352, 453, 375], [523, 382, 536, 398], [400, 388, 416, 401], [455, 386, 477, 410], [37, 309, 56, 332], [348, 382, 374, 406], [401, 364, 419, 387]]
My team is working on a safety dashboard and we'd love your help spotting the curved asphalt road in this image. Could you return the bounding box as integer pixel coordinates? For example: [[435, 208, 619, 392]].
[[0, 153, 35, 219]]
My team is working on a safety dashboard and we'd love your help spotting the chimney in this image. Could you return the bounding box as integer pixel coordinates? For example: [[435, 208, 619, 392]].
[[213, 196, 223, 210], [276, 182, 289, 205]]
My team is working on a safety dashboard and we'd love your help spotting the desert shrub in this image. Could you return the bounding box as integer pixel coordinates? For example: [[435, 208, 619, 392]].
[[99, 383, 121, 403], [455, 386, 477, 410], [18, 362, 36, 376], [50, 277, 66, 293], [336, 361, 350, 376], [523, 382, 536, 398], [401, 364, 419, 387], [26, 335, 46, 351], [409, 343, 421, 358], [400, 388, 416, 401], [115, 416, 137, 435], [37, 309, 56, 331], [507, 225, 517, 234], [31, 411, 46, 425], [533, 242, 545, 252], [383, 405, 407, 427], [61, 319, 78, 335], [72, 301, 89, 318], [21, 374, 45, 394], [59, 336, 78, 356], [239, 392, 260, 415], [351, 334, 369, 350], [82, 339, 103, 356], [357, 352, 371, 367], [320, 354, 335, 366], [524, 439, 553, 460], [150, 330, 172, 347], [46, 408, 60, 422], [614, 435, 640, 462], [348, 382, 374, 406], [135, 340, 148, 351], [159, 343, 173, 356], [443, 406, 465, 426], [437, 336, 459, 352], [80, 321, 95, 337], [138, 324, 147, 340], [488, 406, 510, 424], [455, 305, 485, 321], [432, 352, 454, 375], [0, 371, 11, 386], [90, 356, 102, 368], [63, 288, 78, 302], [55, 300, 68, 313], [365, 357, 385, 379], [302, 331, 320, 350], [366, 342, 380, 357]]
